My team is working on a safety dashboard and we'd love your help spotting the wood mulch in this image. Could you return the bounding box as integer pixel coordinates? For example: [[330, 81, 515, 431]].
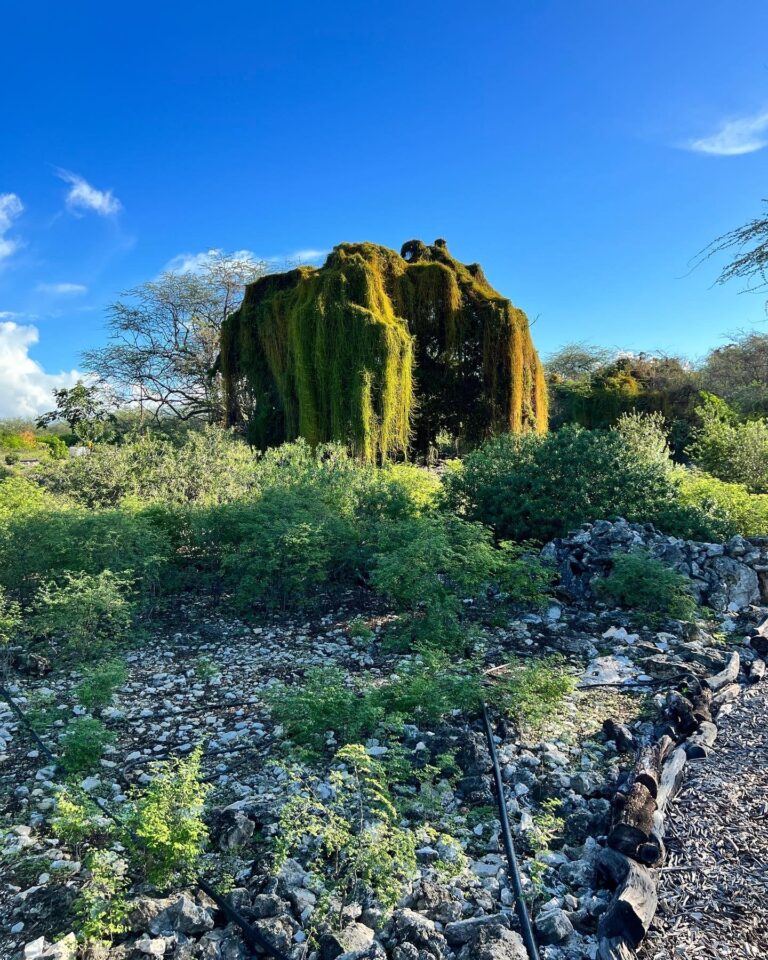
[[640, 680, 768, 959]]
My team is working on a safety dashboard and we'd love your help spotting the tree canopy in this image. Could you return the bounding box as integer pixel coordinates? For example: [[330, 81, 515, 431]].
[[219, 239, 548, 460]]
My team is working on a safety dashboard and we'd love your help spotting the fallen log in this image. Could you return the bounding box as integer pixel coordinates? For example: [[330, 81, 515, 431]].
[[656, 747, 686, 815], [750, 619, 768, 657], [712, 682, 740, 711], [684, 721, 718, 759], [690, 684, 713, 724], [598, 937, 636, 960], [597, 847, 658, 949], [632, 745, 660, 800], [749, 659, 766, 683], [705, 651, 740, 691], [608, 782, 657, 859], [665, 691, 698, 736]]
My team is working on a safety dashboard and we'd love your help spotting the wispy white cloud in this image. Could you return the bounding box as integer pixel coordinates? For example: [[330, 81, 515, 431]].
[[164, 248, 263, 275], [685, 109, 768, 156], [0, 321, 80, 418], [57, 169, 122, 216], [37, 282, 88, 295], [164, 247, 328, 275], [0, 193, 24, 262]]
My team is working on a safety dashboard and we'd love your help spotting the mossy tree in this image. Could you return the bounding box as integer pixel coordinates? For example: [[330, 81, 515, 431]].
[[219, 239, 548, 460]]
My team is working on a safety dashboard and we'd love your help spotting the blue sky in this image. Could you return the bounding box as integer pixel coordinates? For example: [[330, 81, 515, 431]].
[[2, 0, 768, 416]]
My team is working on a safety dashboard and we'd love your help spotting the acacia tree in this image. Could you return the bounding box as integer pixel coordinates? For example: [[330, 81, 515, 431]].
[[701, 199, 768, 310], [84, 251, 266, 423]]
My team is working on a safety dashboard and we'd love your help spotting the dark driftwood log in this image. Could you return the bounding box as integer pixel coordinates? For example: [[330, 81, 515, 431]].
[[684, 721, 718, 759], [749, 659, 766, 683], [656, 747, 686, 815], [705, 651, 740, 692], [598, 937, 636, 960], [665, 691, 698, 736], [751, 619, 768, 657], [609, 782, 657, 858], [632, 737, 672, 799], [597, 847, 658, 948], [712, 682, 740, 712], [690, 684, 713, 724]]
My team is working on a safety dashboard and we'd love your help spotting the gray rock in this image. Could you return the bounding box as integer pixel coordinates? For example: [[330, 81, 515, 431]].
[[150, 894, 214, 936], [444, 914, 511, 946], [337, 944, 387, 960], [457, 926, 527, 960], [533, 904, 574, 944]]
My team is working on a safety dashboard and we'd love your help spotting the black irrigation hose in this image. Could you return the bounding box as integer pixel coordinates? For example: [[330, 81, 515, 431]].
[[1, 684, 291, 960], [482, 703, 540, 960]]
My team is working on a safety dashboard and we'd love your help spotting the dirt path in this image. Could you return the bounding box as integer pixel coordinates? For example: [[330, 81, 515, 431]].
[[640, 679, 768, 959]]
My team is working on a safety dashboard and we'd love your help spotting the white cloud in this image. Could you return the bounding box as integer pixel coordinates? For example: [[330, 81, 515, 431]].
[[57, 169, 122, 216], [164, 247, 328, 275], [685, 109, 768, 156], [0, 321, 80, 418], [37, 282, 88, 295], [164, 248, 263, 274], [0, 193, 24, 262]]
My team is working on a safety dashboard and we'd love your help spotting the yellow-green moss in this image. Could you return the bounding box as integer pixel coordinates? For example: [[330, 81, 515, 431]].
[[220, 239, 548, 460]]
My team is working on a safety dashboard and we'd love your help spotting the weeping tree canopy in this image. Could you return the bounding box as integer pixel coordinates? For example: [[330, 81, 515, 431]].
[[219, 239, 548, 460]]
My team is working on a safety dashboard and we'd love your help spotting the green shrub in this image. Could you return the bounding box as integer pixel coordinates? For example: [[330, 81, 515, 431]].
[[126, 747, 210, 888], [59, 717, 115, 776], [593, 549, 698, 625], [487, 655, 576, 734], [33, 571, 135, 658], [266, 668, 383, 753], [51, 787, 112, 849], [75, 661, 128, 709], [445, 425, 718, 542], [689, 394, 768, 493], [674, 468, 768, 538], [76, 849, 129, 941], [0, 586, 22, 647], [275, 744, 417, 924]]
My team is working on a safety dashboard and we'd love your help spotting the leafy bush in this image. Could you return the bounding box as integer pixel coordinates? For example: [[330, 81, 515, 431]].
[[689, 393, 768, 493], [33, 571, 135, 658], [75, 660, 128, 709], [593, 549, 698, 625], [275, 744, 418, 924], [76, 849, 129, 941], [445, 425, 717, 542], [0, 586, 22, 648], [266, 668, 383, 753], [51, 787, 112, 849], [487, 655, 576, 734], [675, 468, 768, 538], [59, 717, 115, 776], [126, 747, 210, 888]]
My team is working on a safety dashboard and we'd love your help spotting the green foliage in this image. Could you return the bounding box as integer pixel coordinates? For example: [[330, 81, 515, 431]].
[[0, 585, 22, 648], [487, 656, 576, 734], [593, 549, 698, 626], [221, 239, 547, 461], [445, 425, 715, 542], [51, 788, 112, 849], [126, 747, 210, 888], [59, 718, 115, 776], [266, 667, 383, 753], [37, 427, 261, 508], [36, 381, 116, 445], [76, 849, 129, 941], [33, 571, 135, 658], [675, 468, 768, 537], [689, 393, 768, 493], [347, 617, 374, 642], [275, 744, 417, 923], [75, 661, 128, 709], [193, 655, 219, 681]]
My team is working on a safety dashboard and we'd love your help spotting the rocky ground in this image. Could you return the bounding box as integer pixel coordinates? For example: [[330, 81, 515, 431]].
[[1, 520, 767, 960]]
